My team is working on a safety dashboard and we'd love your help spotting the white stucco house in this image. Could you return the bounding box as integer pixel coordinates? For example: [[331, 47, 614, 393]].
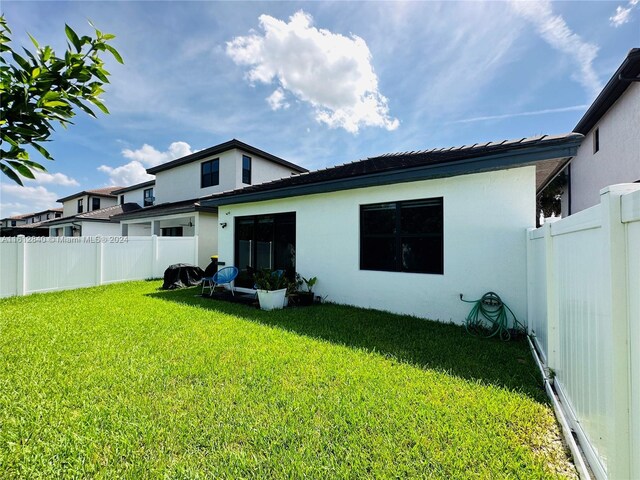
[[203, 133, 583, 324], [113, 139, 308, 267], [44, 186, 140, 237], [559, 47, 640, 215], [0, 208, 62, 236]]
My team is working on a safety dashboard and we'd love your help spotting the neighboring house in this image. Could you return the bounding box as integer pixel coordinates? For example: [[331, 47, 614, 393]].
[[112, 180, 156, 208], [0, 209, 63, 236], [45, 203, 141, 237], [203, 133, 583, 323], [559, 48, 640, 215], [57, 186, 124, 218], [114, 139, 307, 267], [43, 186, 127, 237]]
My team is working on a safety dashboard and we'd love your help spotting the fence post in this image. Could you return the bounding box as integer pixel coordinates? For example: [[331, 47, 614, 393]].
[[543, 222, 559, 372], [526, 228, 535, 336], [95, 239, 103, 286], [151, 234, 158, 278], [16, 235, 26, 296]]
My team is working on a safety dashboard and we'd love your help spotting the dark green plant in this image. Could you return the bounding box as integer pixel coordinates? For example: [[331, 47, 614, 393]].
[[0, 16, 123, 184], [253, 269, 288, 291], [536, 171, 567, 226], [301, 276, 317, 293]]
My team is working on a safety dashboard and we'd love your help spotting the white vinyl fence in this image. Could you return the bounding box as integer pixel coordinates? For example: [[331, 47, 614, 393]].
[[0, 235, 198, 298], [527, 184, 640, 479]]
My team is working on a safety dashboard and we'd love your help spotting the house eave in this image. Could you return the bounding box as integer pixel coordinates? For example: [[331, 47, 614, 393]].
[[203, 142, 581, 207]]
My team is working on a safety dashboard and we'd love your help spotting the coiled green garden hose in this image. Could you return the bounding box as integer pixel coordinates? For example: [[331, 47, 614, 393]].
[[460, 292, 525, 341]]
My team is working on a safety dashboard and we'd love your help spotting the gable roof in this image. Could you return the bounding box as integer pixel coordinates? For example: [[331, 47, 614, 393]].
[[201, 133, 583, 207], [57, 187, 123, 203], [111, 180, 155, 195], [574, 48, 640, 135], [146, 139, 308, 175], [43, 203, 141, 226]]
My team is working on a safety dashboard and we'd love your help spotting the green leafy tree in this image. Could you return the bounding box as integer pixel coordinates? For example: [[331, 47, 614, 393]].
[[0, 16, 123, 185]]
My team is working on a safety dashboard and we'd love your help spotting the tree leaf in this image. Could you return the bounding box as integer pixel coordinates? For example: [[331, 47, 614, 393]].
[[0, 162, 24, 186], [104, 44, 123, 64], [7, 160, 36, 179], [88, 96, 109, 114], [65, 24, 82, 52]]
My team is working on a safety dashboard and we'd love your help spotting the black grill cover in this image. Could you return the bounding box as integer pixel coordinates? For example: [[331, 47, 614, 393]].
[[162, 263, 205, 290]]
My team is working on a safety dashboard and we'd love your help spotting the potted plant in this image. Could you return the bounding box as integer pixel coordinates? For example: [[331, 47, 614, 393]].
[[254, 269, 288, 310], [297, 275, 317, 306]]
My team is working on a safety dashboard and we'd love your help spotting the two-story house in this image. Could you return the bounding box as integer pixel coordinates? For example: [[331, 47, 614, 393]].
[[113, 139, 307, 267], [559, 48, 640, 215], [44, 187, 141, 237], [0, 208, 63, 236]]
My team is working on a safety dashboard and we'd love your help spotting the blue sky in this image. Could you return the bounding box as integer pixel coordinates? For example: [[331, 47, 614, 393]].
[[1, 0, 638, 217]]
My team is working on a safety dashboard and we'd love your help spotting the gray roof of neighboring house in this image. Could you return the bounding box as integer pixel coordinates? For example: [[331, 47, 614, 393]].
[[43, 203, 141, 226], [1, 208, 63, 222], [57, 187, 124, 203], [111, 198, 217, 221], [574, 48, 640, 135], [200, 133, 584, 207], [146, 139, 308, 175], [111, 180, 156, 195]]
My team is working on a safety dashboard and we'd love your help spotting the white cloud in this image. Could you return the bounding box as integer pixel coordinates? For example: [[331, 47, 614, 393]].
[[266, 88, 290, 110], [122, 141, 193, 167], [510, 1, 601, 98], [98, 141, 194, 186], [0, 184, 59, 218], [610, 0, 639, 27], [23, 171, 79, 187], [226, 10, 399, 134]]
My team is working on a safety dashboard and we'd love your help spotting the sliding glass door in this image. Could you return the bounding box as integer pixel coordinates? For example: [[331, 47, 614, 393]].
[[234, 212, 296, 288]]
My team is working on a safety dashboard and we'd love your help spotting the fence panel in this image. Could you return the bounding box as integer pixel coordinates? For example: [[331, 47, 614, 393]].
[[157, 237, 197, 276], [25, 239, 97, 294], [102, 237, 153, 284], [526, 232, 548, 359], [551, 217, 612, 472], [0, 241, 18, 297]]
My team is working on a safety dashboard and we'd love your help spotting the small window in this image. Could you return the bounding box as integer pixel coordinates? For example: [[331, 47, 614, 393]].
[[11, 220, 16, 227], [360, 198, 444, 274], [92, 197, 101, 211], [46, 213, 50, 219], [143, 188, 154, 207], [55, 212, 61, 218], [593, 127, 600, 154], [120, 195, 125, 205], [77, 199, 83, 213], [201, 159, 220, 188], [242, 155, 252, 184], [161, 226, 183, 237]]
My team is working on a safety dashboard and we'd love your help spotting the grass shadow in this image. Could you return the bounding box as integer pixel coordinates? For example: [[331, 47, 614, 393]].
[[147, 287, 546, 403]]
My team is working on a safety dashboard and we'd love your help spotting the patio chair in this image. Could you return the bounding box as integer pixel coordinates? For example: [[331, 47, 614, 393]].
[[202, 266, 239, 297]]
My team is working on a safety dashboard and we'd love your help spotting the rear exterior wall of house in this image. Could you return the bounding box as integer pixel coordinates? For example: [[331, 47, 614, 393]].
[[216, 166, 536, 324]]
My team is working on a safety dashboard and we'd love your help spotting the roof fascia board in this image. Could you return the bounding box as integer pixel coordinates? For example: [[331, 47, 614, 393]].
[[204, 142, 580, 207], [114, 205, 217, 221], [146, 140, 306, 175]]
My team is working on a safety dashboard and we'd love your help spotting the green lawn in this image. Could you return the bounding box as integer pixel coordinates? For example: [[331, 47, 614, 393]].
[[0, 281, 575, 478]]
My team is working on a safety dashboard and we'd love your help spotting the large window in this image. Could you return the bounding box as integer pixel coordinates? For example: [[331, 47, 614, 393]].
[[360, 197, 443, 274], [92, 197, 101, 211], [235, 212, 296, 288], [242, 155, 252, 184], [201, 159, 219, 188], [143, 188, 154, 207], [77, 199, 83, 213]]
